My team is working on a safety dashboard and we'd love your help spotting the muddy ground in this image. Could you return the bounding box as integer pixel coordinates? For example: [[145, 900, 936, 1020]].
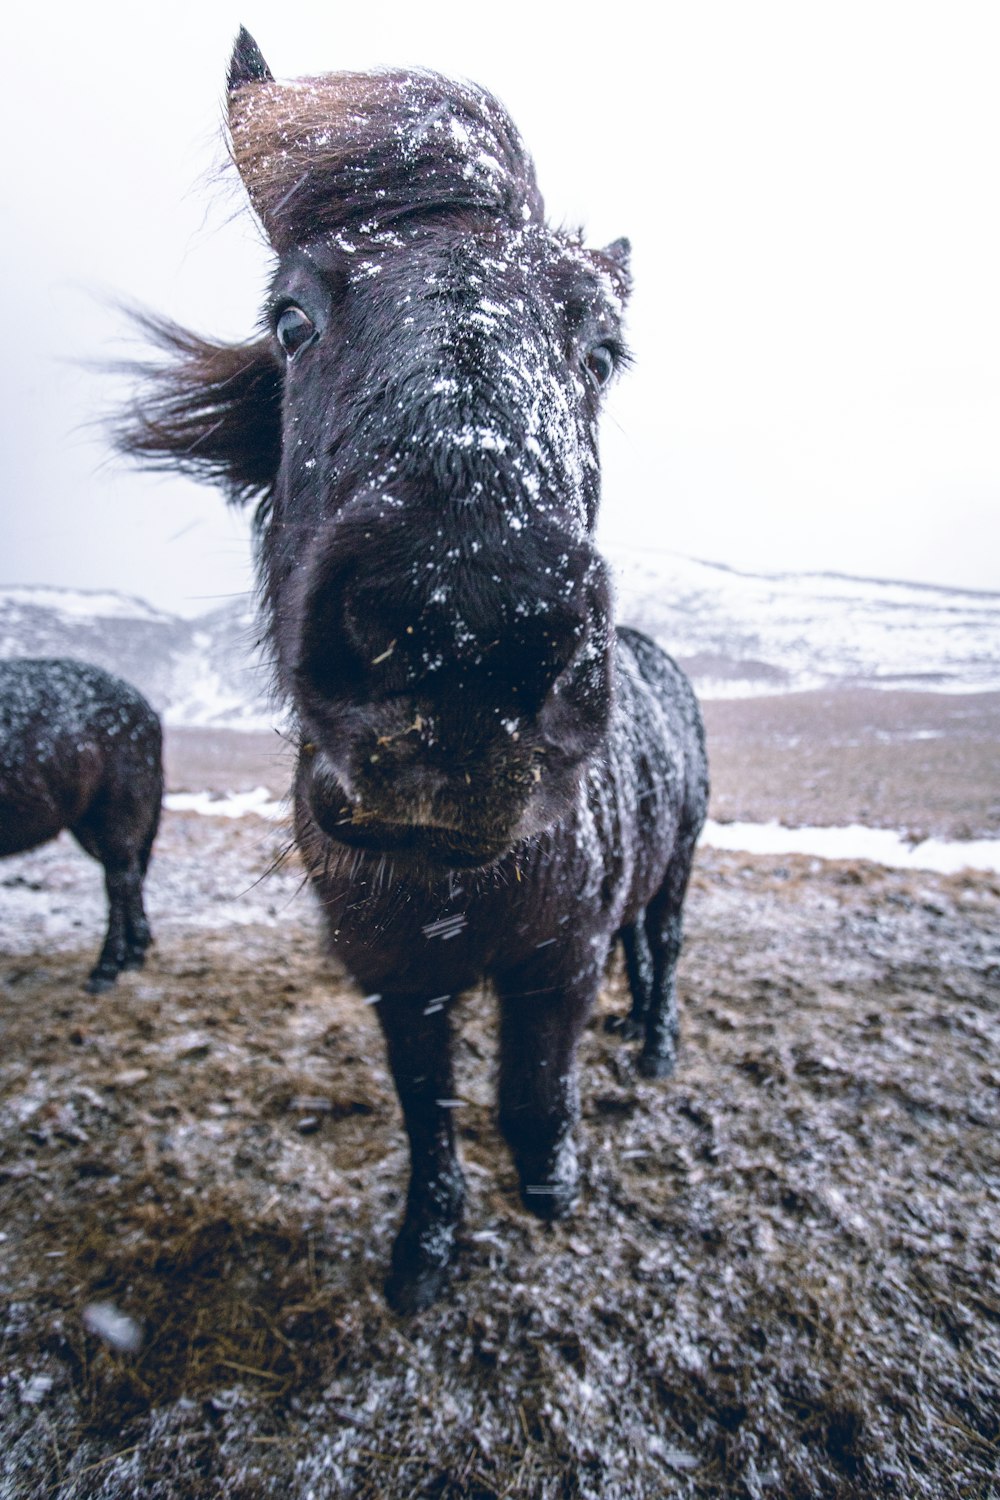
[[700, 689, 1000, 841], [1, 691, 998, 1498], [162, 687, 1000, 841]]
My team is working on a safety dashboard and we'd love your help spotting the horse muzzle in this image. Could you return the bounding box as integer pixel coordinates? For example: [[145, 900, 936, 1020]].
[[298, 739, 532, 869]]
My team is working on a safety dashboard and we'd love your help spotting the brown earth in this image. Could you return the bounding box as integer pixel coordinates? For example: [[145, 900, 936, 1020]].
[[700, 689, 1000, 840], [164, 688, 1000, 841], [1, 692, 998, 1499]]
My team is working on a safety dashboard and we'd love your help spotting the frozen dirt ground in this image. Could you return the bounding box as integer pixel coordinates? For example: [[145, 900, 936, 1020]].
[[1, 697, 999, 1499], [161, 688, 1000, 842]]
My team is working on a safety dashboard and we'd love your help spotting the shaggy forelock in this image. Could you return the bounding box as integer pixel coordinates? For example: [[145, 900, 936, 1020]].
[[228, 68, 545, 250]]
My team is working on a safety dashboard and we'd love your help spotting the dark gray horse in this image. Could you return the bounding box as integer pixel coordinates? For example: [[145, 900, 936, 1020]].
[[118, 30, 708, 1310], [0, 659, 162, 992]]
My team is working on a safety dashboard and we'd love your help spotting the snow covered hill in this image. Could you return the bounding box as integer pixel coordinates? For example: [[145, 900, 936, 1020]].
[[1, 556, 998, 728], [0, 587, 273, 729], [609, 550, 1000, 696]]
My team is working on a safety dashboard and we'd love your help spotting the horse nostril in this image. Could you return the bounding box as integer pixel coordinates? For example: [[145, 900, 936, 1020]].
[[295, 523, 608, 716], [296, 565, 379, 704], [475, 609, 586, 708]]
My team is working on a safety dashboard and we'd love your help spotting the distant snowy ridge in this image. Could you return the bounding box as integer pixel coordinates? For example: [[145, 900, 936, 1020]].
[[1, 558, 998, 728], [0, 584, 274, 730], [608, 550, 1000, 695], [0, 586, 171, 623]]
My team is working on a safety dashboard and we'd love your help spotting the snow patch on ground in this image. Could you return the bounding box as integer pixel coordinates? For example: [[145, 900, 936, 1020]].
[[165, 790, 1000, 875], [701, 818, 1000, 874], [164, 788, 287, 821]]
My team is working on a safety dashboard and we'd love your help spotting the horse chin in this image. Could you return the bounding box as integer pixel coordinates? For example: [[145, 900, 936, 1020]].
[[298, 753, 511, 868], [318, 813, 513, 871]]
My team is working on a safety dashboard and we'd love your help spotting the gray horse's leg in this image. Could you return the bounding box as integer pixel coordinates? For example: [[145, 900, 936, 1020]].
[[636, 831, 699, 1078], [85, 861, 133, 993]]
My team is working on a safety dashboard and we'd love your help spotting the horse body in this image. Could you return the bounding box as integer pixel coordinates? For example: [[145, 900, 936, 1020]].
[[0, 658, 162, 992], [295, 628, 705, 1305], [120, 30, 708, 1309], [296, 629, 703, 1002]]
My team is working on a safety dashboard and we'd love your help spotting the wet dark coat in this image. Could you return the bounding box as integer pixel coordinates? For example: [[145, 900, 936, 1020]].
[[0, 658, 162, 992], [118, 30, 708, 1310]]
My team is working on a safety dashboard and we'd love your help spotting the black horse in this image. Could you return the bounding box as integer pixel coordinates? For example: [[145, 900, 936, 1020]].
[[0, 659, 162, 993], [119, 30, 708, 1311]]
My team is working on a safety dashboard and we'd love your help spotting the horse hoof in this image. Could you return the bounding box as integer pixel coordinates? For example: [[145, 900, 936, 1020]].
[[638, 1049, 675, 1079], [385, 1258, 453, 1314], [385, 1205, 461, 1313], [604, 1014, 644, 1040], [520, 1181, 578, 1221], [385, 1237, 457, 1314], [518, 1138, 579, 1222], [84, 972, 118, 995], [122, 950, 147, 971]]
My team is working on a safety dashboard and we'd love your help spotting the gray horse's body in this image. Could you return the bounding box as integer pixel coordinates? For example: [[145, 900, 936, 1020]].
[[0, 658, 162, 991]]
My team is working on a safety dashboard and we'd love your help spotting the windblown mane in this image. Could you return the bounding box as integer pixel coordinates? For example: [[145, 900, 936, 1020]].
[[112, 312, 282, 509], [228, 68, 546, 249]]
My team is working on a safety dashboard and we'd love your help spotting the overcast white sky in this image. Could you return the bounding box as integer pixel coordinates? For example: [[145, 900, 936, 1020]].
[[2, 1, 998, 614]]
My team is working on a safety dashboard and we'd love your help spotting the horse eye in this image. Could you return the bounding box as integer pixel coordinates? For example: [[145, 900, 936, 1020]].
[[584, 343, 615, 387], [275, 305, 316, 356]]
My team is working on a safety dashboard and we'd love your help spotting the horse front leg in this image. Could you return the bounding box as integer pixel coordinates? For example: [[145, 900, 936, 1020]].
[[86, 863, 131, 994], [494, 961, 598, 1222], [374, 992, 466, 1313], [122, 862, 153, 969]]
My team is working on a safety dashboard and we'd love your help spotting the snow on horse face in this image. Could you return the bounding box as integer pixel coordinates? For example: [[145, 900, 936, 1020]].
[[119, 30, 708, 1311], [0, 659, 162, 993], [274, 222, 623, 872]]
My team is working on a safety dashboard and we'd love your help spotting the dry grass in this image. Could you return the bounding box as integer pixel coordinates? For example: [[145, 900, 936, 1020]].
[[1, 796, 998, 1497]]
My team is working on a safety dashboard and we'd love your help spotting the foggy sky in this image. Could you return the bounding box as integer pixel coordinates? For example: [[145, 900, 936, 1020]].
[[3, 0, 998, 615]]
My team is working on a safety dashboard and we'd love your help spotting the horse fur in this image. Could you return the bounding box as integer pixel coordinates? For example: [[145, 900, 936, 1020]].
[[117, 29, 708, 1312], [0, 659, 162, 993], [227, 36, 545, 249]]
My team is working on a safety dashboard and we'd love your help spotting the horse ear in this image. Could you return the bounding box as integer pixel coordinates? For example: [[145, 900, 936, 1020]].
[[603, 237, 631, 274], [227, 28, 278, 234], [228, 26, 273, 93], [596, 236, 632, 301]]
